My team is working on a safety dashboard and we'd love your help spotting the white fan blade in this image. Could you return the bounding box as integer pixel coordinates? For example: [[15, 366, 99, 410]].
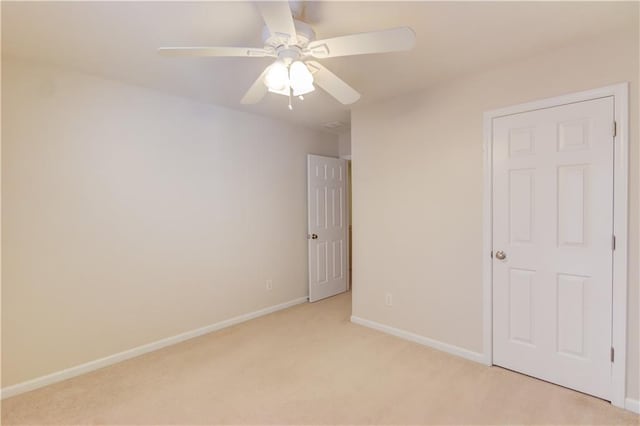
[[306, 61, 360, 105], [256, 2, 297, 45], [241, 68, 269, 104], [307, 27, 415, 58], [158, 47, 272, 57]]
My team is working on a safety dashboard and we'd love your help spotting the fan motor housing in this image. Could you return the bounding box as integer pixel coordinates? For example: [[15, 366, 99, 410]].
[[262, 19, 316, 50]]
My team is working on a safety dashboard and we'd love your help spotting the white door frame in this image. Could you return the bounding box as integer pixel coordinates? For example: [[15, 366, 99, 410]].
[[339, 155, 352, 291], [482, 83, 629, 408]]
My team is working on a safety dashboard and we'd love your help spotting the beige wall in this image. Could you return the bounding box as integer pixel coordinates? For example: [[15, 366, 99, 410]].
[[1, 58, 338, 387], [339, 132, 352, 158], [351, 28, 639, 400]]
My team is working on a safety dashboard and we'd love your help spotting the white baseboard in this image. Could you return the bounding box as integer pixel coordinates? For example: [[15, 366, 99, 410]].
[[350, 315, 486, 364], [1, 296, 308, 399], [351, 316, 639, 415], [625, 397, 640, 414]]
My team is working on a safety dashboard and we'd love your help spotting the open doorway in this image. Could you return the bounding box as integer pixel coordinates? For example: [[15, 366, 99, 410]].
[[305, 131, 352, 302], [307, 155, 349, 302]]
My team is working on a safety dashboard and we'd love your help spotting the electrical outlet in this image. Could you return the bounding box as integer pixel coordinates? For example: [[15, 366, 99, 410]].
[[385, 293, 393, 307], [266, 280, 273, 291]]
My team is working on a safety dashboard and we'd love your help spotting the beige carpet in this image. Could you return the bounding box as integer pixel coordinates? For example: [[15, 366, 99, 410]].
[[2, 292, 638, 425]]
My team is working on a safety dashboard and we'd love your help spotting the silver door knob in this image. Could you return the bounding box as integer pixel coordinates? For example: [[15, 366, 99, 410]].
[[495, 250, 506, 260]]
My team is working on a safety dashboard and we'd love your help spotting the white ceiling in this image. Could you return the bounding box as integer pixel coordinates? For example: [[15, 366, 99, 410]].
[[2, 1, 636, 133]]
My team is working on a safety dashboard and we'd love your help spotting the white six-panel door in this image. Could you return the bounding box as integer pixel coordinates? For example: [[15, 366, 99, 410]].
[[492, 97, 614, 400], [307, 155, 348, 302]]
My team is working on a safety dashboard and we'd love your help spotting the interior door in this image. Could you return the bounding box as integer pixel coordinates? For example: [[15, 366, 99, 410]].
[[307, 154, 348, 302], [492, 97, 614, 400]]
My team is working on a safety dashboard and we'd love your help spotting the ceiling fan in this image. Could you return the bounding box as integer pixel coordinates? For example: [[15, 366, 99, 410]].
[[158, 2, 416, 109]]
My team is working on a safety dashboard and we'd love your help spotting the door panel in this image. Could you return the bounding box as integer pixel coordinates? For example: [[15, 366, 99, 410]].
[[508, 268, 534, 346], [308, 155, 348, 302], [492, 97, 614, 400]]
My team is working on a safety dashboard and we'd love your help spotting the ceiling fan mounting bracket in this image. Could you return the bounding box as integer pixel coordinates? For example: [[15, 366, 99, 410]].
[[307, 43, 329, 58]]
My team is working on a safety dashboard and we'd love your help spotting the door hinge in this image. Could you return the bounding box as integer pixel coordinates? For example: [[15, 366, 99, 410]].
[[612, 235, 616, 251], [611, 347, 615, 363], [490, 250, 493, 259], [613, 121, 617, 138]]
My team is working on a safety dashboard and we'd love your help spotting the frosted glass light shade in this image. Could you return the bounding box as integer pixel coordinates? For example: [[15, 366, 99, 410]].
[[289, 61, 314, 96], [264, 61, 289, 91], [292, 83, 315, 97]]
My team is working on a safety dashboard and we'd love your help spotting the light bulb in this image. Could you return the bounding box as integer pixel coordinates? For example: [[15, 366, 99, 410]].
[[289, 61, 314, 96], [264, 61, 289, 92]]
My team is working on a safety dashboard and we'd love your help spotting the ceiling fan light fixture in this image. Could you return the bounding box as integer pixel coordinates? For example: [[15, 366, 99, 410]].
[[159, 0, 416, 109], [264, 61, 289, 91]]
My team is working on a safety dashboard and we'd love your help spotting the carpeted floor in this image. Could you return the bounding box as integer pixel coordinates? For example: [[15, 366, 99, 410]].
[[2, 292, 638, 424]]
